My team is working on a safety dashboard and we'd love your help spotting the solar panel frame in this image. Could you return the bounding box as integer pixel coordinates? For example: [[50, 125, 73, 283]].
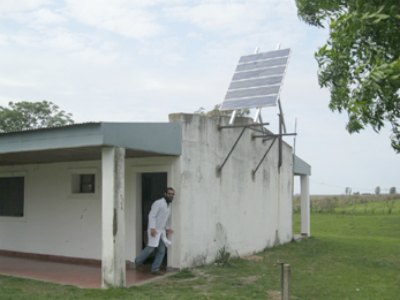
[[238, 48, 290, 64], [235, 57, 287, 72], [222, 96, 278, 111], [220, 48, 290, 111]]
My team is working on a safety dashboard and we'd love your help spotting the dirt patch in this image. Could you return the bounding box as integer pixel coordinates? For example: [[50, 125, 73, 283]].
[[267, 290, 281, 300]]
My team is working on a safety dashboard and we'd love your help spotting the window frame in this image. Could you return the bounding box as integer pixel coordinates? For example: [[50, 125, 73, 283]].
[[0, 175, 25, 219], [69, 168, 99, 199]]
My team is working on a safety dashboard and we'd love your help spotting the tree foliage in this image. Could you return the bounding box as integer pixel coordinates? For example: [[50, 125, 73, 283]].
[[345, 186, 352, 195], [375, 186, 381, 195], [0, 101, 74, 133], [296, 0, 400, 152]]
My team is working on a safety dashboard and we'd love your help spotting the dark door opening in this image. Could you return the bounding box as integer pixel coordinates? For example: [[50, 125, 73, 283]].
[[141, 172, 167, 249]]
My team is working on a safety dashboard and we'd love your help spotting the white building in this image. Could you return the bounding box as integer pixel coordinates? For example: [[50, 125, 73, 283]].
[[0, 113, 310, 288]]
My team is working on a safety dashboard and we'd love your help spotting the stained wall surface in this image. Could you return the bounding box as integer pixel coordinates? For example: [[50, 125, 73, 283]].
[[169, 114, 293, 268]]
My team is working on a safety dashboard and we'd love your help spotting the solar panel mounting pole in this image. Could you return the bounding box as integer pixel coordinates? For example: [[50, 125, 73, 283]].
[[229, 110, 236, 125], [252, 47, 261, 124], [277, 43, 284, 168], [253, 107, 262, 123], [278, 98, 287, 134]]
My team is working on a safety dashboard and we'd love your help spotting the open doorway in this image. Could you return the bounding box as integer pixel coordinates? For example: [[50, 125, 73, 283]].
[[140, 172, 168, 267]]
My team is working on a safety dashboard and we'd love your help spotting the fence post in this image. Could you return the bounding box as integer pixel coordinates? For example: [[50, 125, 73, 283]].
[[281, 263, 291, 300]]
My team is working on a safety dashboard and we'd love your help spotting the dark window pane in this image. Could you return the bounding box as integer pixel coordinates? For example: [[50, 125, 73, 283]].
[[80, 174, 95, 193], [0, 177, 24, 217]]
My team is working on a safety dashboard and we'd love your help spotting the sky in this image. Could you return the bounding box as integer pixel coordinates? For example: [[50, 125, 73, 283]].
[[0, 0, 398, 195]]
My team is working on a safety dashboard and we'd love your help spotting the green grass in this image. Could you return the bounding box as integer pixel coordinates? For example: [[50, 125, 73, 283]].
[[294, 194, 400, 214], [1, 200, 400, 299], [334, 198, 400, 215]]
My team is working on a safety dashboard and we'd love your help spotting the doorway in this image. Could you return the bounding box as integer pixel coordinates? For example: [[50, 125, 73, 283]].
[[141, 172, 168, 248]]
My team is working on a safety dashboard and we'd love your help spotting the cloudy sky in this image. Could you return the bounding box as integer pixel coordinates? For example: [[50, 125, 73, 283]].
[[0, 0, 398, 194]]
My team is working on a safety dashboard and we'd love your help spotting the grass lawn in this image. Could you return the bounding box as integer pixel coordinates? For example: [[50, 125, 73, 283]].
[[1, 200, 399, 299]]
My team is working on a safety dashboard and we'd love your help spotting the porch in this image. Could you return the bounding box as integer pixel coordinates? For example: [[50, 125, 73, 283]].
[[0, 254, 171, 289]]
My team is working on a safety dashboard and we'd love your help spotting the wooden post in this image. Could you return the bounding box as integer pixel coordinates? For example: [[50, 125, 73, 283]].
[[281, 263, 291, 300]]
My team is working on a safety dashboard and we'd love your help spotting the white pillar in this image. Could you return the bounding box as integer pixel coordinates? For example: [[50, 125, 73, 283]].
[[101, 147, 126, 288], [300, 175, 310, 237]]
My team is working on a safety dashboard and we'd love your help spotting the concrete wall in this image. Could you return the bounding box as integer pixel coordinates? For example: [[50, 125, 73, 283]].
[[169, 114, 293, 268], [0, 161, 103, 259], [0, 157, 178, 262]]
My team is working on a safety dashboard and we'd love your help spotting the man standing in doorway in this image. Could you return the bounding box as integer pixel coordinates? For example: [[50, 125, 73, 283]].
[[135, 187, 175, 275]]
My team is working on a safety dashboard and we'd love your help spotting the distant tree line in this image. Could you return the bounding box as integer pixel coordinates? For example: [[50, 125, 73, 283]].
[[345, 186, 397, 195]]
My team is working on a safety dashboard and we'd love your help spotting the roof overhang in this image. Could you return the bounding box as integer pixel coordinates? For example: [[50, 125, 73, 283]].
[[0, 122, 182, 166], [293, 155, 311, 176]]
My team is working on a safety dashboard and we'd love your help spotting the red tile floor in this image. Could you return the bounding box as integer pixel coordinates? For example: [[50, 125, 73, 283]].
[[0, 255, 170, 288]]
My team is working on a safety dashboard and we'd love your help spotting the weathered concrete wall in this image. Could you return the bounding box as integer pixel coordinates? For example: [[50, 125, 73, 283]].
[[0, 157, 177, 262], [169, 113, 293, 268], [0, 161, 103, 259]]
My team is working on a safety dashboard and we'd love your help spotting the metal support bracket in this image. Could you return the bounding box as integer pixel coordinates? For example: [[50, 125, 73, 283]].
[[216, 122, 271, 175], [218, 122, 270, 131], [278, 113, 283, 169], [252, 136, 278, 177], [252, 133, 297, 140], [216, 127, 246, 175]]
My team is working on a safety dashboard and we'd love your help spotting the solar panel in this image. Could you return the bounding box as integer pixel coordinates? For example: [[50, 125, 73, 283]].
[[220, 48, 290, 111]]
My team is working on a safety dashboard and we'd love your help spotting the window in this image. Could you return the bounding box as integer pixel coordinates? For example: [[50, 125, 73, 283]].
[[0, 177, 24, 217], [71, 174, 95, 194]]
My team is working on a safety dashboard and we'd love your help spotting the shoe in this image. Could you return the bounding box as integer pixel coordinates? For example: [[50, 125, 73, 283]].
[[151, 270, 163, 276]]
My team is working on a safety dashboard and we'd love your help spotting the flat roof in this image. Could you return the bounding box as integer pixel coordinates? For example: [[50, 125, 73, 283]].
[[0, 122, 181, 166], [294, 155, 311, 176]]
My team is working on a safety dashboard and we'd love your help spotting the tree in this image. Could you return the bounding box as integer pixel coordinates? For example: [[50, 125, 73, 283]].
[[295, 0, 400, 152], [0, 101, 74, 133], [389, 186, 397, 194], [345, 187, 352, 195], [375, 186, 381, 195]]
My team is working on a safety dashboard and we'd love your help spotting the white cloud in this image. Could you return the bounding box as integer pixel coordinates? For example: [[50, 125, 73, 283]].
[[65, 0, 164, 38], [0, 0, 50, 14], [167, 3, 261, 35], [166, 0, 295, 36], [32, 8, 66, 25], [0, 33, 9, 45], [0, 78, 37, 88], [4, 8, 66, 32], [44, 28, 89, 51]]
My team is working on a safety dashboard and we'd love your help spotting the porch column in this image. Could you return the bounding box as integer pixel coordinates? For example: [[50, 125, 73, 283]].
[[300, 175, 310, 237], [101, 147, 126, 288]]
